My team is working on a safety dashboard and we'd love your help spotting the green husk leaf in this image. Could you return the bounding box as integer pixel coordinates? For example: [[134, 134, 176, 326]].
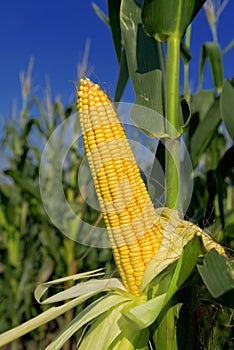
[[45, 293, 131, 350], [78, 300, 132, 350], [36, 277, 125, 304], [112, 327, 150, 350], [163, 234, 203, 305], [34, 268, 105, 303], [152, 305, 181, 349], [123, 293, 167, 329]]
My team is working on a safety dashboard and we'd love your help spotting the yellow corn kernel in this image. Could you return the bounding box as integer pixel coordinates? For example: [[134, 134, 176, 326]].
[[77, 78, 163, 295]]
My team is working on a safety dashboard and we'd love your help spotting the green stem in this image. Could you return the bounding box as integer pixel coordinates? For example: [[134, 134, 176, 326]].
[[211, 22, 218, 43], [165, 35, 181, 210]]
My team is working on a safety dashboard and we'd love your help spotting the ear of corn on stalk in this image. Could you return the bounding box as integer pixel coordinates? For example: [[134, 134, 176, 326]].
[[77, 78, 163, 295], [77, 78, 225, 296]]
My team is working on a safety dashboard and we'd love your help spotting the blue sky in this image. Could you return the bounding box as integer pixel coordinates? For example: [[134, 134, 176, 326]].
[[0, 0, 233, 119]]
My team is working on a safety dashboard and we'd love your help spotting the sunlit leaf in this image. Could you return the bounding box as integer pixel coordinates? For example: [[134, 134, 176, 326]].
[[35, 274, 125, 304], [113, 327, 149, 350], [78, 300, 132, 350], [45, 293, 131, 350], [34, 268, 104, 302], [123, 293, 166, 329]]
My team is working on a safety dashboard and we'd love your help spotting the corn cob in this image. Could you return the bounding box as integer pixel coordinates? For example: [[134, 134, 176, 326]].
[[77, 78, 163, 295]]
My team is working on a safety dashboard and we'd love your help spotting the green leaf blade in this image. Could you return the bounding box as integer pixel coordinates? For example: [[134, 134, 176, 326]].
[[46, 294, 131, 350], [220, 80, 234, 141], [107, 0, 122, 63], [124, 293, 166, 330], [142, 0, 206, 41], [114, 49, 129, 102], [199, 42, 223, 91], [120, 0, 164, 114], [197, 249, 234, 298], [189, 99, 221, 167], [163, 235, 203, 305]]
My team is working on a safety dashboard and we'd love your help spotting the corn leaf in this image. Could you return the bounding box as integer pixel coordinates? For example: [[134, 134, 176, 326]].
[[92, 3, 109, 26], [0, 296, 92, 347], [78, 301, 130, 350], [107, 0, 122, 63], [199, 42, 223, 92], [36, 277, 125, 304], [197, 249, 234, 298], [123, 293, 167, 329], [34, 268, 104, 302], [220, 80, 234, 141], [163, 235, 203, 305], [112, 327, 150, 350], [93, 0, 129, 100], [222, 38, 234, 55], [45, 293, 131, 350], [190, 90, 215, 120], [180, 40, 192, 63], [4, 169, 41, 201], [21, 117, 43, 139], [120, 0, 164, 116], [142, 0, 206, 42], [114, 48, 129, 102], [189, 99, 221, 167], [152, 305, 181, 350]]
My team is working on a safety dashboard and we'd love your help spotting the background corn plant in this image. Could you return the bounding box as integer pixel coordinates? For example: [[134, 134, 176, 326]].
[[0, 0, 234, 349], [0, 76, 115, 349]]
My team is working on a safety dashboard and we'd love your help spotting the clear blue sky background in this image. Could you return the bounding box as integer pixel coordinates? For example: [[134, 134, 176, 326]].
[[0, 0, 233, 120]]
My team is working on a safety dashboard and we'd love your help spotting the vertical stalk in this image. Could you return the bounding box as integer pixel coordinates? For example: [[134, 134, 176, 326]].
[[165, 35, 181, 210]]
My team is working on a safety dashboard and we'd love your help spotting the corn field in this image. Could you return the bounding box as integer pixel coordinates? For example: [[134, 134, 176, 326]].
[[1, 1, 234, 349]]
